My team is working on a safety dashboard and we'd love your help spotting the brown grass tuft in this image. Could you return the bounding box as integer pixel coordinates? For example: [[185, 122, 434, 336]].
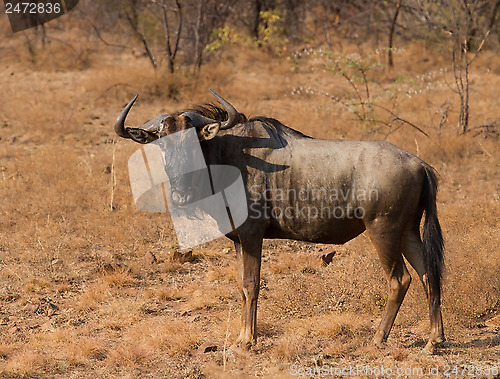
[[3, 349, 47, 376], [116, 317, 202, 358], [206, 262, 238, 282], [22, 277, 51, 293], [75, 282, 112, 312], [99, 266, 136, 288]]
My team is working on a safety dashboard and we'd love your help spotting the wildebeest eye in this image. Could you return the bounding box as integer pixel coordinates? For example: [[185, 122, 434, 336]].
[[127, 128, 158, 144]]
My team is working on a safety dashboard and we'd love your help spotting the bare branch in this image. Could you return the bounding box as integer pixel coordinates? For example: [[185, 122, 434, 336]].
[[370, 103, 430, 137], [88, 19, 129, 50], [161, 0, 183, 73], [124, 5, 157, 69]]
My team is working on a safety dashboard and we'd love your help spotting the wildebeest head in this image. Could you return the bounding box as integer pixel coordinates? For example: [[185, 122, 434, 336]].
[[114, 89, 242, 143], [114, 90, 244, 207]]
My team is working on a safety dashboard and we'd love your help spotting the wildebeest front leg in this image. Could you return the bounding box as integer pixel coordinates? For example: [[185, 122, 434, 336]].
[[233, 237, 262, 350]]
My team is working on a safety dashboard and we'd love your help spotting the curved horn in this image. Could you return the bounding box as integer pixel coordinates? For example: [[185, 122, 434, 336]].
[[114, 95, 138, 139], [180, 111, 218, 129], [209, 89, 239, 130]]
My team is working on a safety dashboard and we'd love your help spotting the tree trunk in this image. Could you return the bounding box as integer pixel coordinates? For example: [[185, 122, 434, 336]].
[[251, 0, 263, 40], [388, 0, 402, 67]]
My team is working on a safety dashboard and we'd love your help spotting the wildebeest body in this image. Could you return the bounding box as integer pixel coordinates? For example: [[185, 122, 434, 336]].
[[205, 120, 424, 245], [114, 91, 445, 354]]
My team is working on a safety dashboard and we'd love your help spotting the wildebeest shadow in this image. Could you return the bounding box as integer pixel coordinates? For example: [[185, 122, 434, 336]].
[[407, 333, 500, 351], [220, 122, 291, 174]]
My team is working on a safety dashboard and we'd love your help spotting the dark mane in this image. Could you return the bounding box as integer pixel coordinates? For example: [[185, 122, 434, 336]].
[[248, 116, 312, 139], [181, 104, 310, 139], [183, 103, 248, 124]]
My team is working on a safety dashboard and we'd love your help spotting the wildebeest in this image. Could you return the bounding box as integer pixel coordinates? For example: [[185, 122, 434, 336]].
[[114, 90, 445, 354]]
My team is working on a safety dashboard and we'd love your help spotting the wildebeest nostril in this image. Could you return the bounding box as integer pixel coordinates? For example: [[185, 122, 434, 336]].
[[171, 191, 192, 206]]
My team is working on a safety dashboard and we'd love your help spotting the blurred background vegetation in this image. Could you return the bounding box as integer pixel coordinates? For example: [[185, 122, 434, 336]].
[[3, 0, 499, 69], [2, 0, 499, 134]]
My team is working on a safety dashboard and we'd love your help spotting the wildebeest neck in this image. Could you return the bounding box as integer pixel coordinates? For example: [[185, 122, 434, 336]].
[[201, 117, 308, 171]]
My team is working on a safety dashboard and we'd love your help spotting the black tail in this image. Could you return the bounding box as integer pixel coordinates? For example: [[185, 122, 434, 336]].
[[421, 166, 444, 311]]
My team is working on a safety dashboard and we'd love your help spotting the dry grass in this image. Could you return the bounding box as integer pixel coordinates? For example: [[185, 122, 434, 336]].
[[0, 19, 499, 378]]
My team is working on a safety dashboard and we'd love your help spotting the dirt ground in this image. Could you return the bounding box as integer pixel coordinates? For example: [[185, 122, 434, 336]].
[[1, 19, 499, 378]]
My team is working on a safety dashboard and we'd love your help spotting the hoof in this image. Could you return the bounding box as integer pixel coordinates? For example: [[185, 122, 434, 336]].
[[422, 339, 442, 355], [372, 340, 387, 350], [421, 346, 434, 355], [233, 337, 255, 351], [372, 335, 387, 350]]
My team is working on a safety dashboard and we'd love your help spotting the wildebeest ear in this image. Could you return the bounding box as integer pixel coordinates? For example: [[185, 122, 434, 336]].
[[198, 123, 220, 141], [127, 128, 158, 144]]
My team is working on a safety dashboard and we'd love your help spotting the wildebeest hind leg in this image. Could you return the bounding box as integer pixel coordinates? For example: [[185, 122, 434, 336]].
[[402, 229, 445, 353], [233, 237, 263, 350], [368, 229, 411, 347]]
